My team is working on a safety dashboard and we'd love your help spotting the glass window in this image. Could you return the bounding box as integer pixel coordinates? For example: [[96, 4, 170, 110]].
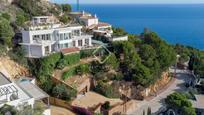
[[73, 41, 75, 47], [85, 39, 89, 45], [64, 43, 68, 48], [78, 40, 82, 46]]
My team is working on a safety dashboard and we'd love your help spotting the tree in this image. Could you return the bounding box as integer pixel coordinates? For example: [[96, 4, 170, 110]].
[[0, 16, 14, 46], [52, 84, 76, 100], [59, 15, 71, 24], [16, 13, 26, 26], [76, 64, 90, 75], [181, 106, 196, 115], [61, 4, 72, 13], [103, 53, 119, 69], [165, 92, 196, 115], [101, 101, 110, 110], [112, 27, 128, 36], [8, 46, 28, 66], [144, 32, 176, 70], [52, 84, 68, 99]]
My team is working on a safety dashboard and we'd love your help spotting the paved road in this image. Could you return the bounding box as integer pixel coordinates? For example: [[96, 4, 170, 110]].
[[127, 69, 193, 115]]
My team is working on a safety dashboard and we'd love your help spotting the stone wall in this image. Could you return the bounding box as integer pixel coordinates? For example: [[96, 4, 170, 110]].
[[101, 100, 136, 115], [116, 71, 171, 100]]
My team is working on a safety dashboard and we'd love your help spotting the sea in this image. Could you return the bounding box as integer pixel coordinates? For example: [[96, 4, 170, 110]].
[[71, 4, 204, 50]]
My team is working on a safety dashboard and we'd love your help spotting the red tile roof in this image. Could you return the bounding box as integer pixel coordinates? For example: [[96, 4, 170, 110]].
[[61, 47, 80, 55]]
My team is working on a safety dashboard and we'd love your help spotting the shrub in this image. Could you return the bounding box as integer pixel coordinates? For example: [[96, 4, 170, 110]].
[[72, 106, 92, 115], [101, 101, 110, 110], [1, 13, 11, 21], [56, 59, 67, 69], [61, 4, 72, 13], [8, 46, 28, 66], [80, 49, 95, 58], [52, 84, 76, 100], [16, 12, 26, 26], [59, 15, 71, 24], [75, 64, 90, 75], [63, 53, 80, 66], [0, 16, 14, 46], [94, 81, 120, 98], [61, 68, 76, 80]]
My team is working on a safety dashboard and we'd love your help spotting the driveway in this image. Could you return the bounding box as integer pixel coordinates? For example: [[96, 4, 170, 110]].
[[127, 69, 193, 115]]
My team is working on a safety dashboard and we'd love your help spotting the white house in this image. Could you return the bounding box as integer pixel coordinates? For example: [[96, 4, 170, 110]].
[[69, 11, 113, 37], [0, 72, 50, 115], [20, 16, 92, 58]]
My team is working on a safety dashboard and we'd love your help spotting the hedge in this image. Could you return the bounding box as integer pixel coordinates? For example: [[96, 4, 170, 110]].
[[63, 53, 80, 66], [80, 49, 96, 58], [61, 67, 76, 81]]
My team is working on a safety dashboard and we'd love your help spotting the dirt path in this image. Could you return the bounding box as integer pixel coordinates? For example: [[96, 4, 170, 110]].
[[51, 106, 76, 115]]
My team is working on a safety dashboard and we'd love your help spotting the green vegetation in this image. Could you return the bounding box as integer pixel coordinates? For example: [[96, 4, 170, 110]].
[[8, 46, 28, 66], [15, 0, 47, 16], [94, 81, 120, 98], [1, 13, 11, 21], [61, 64, 90, 80], [112, 27, 128, 36], [61, 4, 72, 13], [0, 16, 14, 46], [61, 67, 76, 80], [75, 64, 90, 75], [59, 15, 71, 24], [165, 92, 196, 115], [52, 84, 77, 100], [63, 53, 80, 66], [0, 103, 45, 115], [111, 32, 176, 88], [101, 101, 111, 110], [80, 49, 95, 58], [16, 12, 26, 26]]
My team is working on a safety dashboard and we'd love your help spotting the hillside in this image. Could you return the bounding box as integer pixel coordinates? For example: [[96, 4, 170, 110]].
[[0, 0, 68, 79]]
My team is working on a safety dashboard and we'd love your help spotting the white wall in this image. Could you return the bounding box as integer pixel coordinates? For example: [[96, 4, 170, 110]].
[[112, 36, 128, 41]]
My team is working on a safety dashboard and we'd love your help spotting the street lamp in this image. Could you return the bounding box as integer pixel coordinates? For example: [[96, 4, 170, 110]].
[[174, 55, 180, 77]]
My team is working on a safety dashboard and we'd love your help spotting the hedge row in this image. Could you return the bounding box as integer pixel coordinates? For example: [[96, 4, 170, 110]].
[[61, 64, 90, 80], [63, 53, 80, 66], [61, 67, 76, 80], [80, 49, 95, 58]]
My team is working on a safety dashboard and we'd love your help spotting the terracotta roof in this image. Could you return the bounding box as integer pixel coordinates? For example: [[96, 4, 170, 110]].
[[61, 47, 80, 55]]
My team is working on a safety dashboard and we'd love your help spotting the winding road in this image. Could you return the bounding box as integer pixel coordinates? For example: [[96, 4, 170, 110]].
[[127, 69, 193, 115]]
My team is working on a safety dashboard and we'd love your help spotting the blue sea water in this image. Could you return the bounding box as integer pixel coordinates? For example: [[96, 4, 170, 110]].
[[72, 4, 204, 50]]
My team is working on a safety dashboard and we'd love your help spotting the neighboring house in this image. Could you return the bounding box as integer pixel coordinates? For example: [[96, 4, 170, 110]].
[[20, 16, 92, 58], [0, 72, 50, 115], [69, 11, 113, 37]]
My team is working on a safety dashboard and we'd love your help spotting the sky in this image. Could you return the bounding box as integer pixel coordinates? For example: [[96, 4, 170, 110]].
[[52, 0, 204, 4]]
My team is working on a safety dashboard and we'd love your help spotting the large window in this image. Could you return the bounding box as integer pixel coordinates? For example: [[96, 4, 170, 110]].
[[33, 35, 40, 41], [78, 40, 82, 46], [85, 39, 89, 46], [73, 41, 76, 47], [64, 43, 68, 48]]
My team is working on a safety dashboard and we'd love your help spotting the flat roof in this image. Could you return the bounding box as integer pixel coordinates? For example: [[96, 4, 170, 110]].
[[16, 81, 49, 100], [0, 72, 11, 86]]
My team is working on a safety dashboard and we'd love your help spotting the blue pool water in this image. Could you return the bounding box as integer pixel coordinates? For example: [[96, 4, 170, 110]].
[[72, 4, 204, 50]]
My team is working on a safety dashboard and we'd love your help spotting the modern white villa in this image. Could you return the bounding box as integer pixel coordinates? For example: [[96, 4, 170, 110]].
[[69, 11, 113, 37], [20, 16, 92, 58], [0, 72, 50, 115]]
